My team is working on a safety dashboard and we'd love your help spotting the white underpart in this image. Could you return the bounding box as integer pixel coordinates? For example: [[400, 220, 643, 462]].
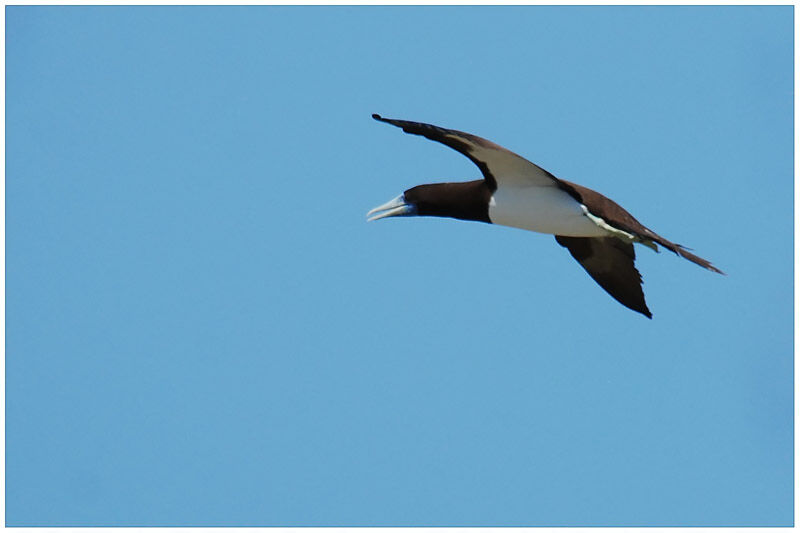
[[489, 185, 615, 237], [432, 130, 648, 242]]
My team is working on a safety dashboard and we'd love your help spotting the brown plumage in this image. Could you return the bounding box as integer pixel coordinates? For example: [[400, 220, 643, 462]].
[[370, 114, 724, 318], [557, 180, 724, 274]]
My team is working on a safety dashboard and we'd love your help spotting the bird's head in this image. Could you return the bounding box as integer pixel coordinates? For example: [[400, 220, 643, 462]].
[[367, 181, 491, 223]]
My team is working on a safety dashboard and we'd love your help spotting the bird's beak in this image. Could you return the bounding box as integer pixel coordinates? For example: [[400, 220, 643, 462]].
[[366, 194, 417, 221]]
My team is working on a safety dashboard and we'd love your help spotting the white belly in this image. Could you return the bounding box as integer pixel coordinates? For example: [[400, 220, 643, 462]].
[[488, 185, 611, 237]]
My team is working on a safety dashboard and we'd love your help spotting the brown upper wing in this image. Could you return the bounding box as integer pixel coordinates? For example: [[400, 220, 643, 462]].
[[372, 114, 561, 191], [558, 180, 724, 275], [555, 235, 652, 318]]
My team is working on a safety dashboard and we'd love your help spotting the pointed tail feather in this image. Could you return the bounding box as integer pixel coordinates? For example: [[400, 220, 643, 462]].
[[649, 237, 725, 275]]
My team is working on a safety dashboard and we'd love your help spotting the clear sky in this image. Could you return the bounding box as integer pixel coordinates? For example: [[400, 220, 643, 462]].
[[5, 5, 793, 527]]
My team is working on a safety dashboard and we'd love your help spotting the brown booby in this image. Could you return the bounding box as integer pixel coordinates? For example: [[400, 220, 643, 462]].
[[367, 114, 723, 318]]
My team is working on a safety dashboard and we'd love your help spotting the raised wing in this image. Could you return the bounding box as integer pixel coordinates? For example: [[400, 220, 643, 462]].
[[555, 235, 652, 318], [372, 114, 560, 191]]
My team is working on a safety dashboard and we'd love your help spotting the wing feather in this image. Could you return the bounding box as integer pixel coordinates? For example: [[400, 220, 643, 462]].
[[372, 114, 560, 191], [555, 236, 652, 318]]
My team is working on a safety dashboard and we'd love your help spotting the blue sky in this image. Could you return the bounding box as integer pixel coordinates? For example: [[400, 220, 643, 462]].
[[5, 5, 793, 526]]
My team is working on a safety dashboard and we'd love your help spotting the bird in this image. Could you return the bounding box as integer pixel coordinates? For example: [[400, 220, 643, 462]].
[[366, 114, 723, 318]]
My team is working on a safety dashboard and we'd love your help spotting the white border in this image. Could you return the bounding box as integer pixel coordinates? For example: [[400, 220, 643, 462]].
[[1, 2, 796, 531], [1, 0, 798, 5]]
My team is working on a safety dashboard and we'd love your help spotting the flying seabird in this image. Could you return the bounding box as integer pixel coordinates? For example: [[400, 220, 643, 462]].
[[367, 114, 723, 318]]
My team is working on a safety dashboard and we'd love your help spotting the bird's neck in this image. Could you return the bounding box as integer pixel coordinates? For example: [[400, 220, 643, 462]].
[[405, 180, 492, 223]]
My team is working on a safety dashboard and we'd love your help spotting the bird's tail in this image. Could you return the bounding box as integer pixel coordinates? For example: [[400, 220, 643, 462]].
[[648, 235, 725, 274]]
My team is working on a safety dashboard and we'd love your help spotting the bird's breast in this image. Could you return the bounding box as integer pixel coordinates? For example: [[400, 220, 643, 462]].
[[488, 185, 611, 237]]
